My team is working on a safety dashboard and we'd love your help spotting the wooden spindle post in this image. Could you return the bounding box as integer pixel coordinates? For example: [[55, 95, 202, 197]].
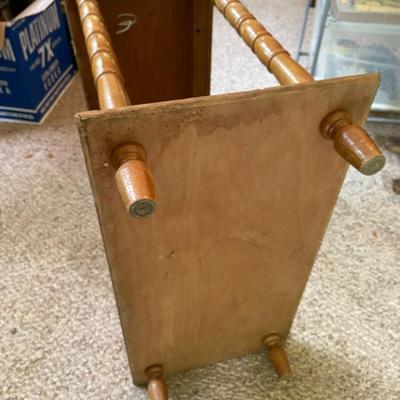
[[77, 0, 156, 217], [263, 334, 292, 379], [320, 110, 385, 175], [145, 364, 169, 400], [110, 143, 156, 218], [214, 0, 385, 175]]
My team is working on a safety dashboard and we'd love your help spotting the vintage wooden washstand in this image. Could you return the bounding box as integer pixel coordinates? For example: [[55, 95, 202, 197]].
[[68, 0, 385, 398]]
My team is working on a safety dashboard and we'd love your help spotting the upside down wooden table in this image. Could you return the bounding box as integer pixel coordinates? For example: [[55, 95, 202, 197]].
[[66, 0, 385, 398]]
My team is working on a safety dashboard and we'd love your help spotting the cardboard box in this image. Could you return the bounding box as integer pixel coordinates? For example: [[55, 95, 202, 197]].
[[0, 0, 76, 123]]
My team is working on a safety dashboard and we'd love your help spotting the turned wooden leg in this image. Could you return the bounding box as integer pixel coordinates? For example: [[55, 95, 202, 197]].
[[145, 364, 168, 400], [320, 110, 385, 175], [110, 142, 156, 218], [263, 333, 292, 378]]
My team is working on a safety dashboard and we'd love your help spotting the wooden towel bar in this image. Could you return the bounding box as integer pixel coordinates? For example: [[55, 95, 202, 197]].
[[67, 0, 385, 398]]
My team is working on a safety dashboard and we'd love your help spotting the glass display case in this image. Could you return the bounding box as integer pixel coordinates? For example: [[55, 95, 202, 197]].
[[307, 0, 400, 121], [315, 19, 400, 115]]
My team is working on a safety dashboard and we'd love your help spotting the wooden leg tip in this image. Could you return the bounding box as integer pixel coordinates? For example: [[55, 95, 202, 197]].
[[268, 344, 292, 378], [145, 364, 168, 400], [111, 142, 156, 218], [263, 334, 292, 379]]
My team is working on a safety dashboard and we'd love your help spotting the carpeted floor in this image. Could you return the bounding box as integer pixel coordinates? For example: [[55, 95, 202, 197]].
[[1, 1, 399, 399]]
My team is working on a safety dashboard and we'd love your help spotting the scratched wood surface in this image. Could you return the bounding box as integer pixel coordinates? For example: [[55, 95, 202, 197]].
[[65, 0, 213, 109], [77, 74, 379, 384]]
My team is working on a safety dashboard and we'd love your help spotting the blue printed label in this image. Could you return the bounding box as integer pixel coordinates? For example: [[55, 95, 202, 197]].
[[0, 0, 76, 123]]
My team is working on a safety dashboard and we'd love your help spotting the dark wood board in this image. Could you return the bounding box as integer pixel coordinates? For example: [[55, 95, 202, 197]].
[[65, 0, 213, 109]]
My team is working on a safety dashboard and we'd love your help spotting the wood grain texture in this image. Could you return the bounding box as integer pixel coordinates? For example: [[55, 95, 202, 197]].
[[65, 0, 213, 109], [76, 74, 379, 384]]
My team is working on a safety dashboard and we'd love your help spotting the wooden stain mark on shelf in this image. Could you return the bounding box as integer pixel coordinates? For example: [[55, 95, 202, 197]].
[[115, 13, 137, 35], [214, 0, 385, 175]]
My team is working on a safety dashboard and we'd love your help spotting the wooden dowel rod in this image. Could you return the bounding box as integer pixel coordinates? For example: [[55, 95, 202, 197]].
[[77, 0, 130, 109], [76, 0, 156, 217], [214, 0, 385, 175]]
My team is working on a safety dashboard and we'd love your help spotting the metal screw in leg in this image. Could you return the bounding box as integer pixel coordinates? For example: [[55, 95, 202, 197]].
[[130, 199, 156, 218]]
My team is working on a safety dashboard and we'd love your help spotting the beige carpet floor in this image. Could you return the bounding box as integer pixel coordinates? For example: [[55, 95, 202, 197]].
[[1, 1, 399, 399]]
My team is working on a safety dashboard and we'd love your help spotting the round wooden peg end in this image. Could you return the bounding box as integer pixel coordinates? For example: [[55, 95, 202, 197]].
[[320, 110, 385, 175], [263, 334, 292, 379], [115, 159, 156, 218], [145, 364, 168, 400], [111, 142, 156, 218]]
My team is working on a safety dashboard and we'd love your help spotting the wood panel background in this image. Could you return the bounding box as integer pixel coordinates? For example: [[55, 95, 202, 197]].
[[65, 0, 213, 109], [77, 74, 379, 384]]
